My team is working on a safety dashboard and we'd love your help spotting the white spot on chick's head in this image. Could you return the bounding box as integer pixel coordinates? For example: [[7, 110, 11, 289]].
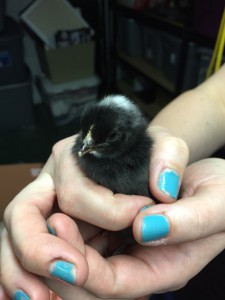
[[101, 95, 139, 114]]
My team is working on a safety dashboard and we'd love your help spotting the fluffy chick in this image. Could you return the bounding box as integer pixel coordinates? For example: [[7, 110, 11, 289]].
[[72, 95, 152, 197]]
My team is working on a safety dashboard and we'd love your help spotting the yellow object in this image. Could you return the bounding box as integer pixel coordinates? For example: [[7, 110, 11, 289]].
[[206, 8, 225, 78]]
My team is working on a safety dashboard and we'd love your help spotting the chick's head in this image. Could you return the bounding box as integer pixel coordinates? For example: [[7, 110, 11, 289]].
[[78, 95, 147, 159]]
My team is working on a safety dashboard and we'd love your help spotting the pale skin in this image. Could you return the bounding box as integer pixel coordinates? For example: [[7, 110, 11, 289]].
[[1, 65, 225, 299]]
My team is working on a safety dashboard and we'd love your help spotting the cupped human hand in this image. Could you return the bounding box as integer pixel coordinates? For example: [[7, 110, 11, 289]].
[[37, 158, 225, 299], [134, 157, 225, 246], [0, 128, 189, 299], [2, 158, 225, 299], [49, 130, 189, 227]]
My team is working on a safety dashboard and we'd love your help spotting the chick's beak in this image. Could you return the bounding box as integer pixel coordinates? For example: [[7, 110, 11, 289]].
[[78, 141, 94, 157]]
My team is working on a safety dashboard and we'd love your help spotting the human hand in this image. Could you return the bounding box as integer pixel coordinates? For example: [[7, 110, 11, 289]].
[[2, 157, 225, 299], [0, 128, 190, 299], [48, 129, 189, 225], [41, 157, 225, 299]]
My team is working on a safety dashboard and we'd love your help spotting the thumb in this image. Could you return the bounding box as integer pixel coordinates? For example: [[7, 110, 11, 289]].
[[149, 126, 189, 203], [134, 158, 225, 245]]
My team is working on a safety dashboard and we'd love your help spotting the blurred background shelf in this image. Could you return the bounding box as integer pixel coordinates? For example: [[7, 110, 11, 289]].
[[115, 3, 188, 34], [118, 50, 176, 93], [0, 0, 223, 165], [116, 79, 170, 120]]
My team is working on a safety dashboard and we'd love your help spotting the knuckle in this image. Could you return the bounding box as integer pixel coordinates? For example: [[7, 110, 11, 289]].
[[170, 280, 189, 292], [155, 135, 190, 167], [106, 206, 126, 230], [52, 136, 76, 159], [156, 135, 188, 154], [57, 183, 77, 214], [3, 204, 11, 230], [95, 281, 119, 298], [17, 235, 47, 273], [192, 205, 210, 238], [3, 202, 20, 233], [163, 271, 189, 293], [51, 139, 64, 157], [18, 239, 48, 274], [172, 137, 189, 155], [165, 136, 189, 155], [18, 242, 35, 271], [51, 138, 70, 162]]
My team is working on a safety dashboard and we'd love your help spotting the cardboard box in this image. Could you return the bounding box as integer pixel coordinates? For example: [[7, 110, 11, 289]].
[[20, 0, 93, 48], [0, 163, 42, 220], [37, 41, 95, 83], [20, 0, 95, 83]]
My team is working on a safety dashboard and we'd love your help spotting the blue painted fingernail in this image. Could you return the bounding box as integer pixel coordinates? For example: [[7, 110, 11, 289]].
[[47, 223, 56, 236], [140, 204, 152, 212], [14, 289, 30, 300], [158, 169, 180, 199], [49, 260, 76, 285], [142, 215, 170, 242]]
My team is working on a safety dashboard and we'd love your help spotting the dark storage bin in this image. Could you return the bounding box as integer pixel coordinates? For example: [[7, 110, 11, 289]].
[[0, 0, 5, 32], [182, 42, 199, 91], [0, 17, 26, 85], [197, 47, 213, 85], [0, 71, 35, 131], [161, 33, 182, 85], [142, 27, 163, 69], [197, 47, 225, 85], [117, 16, 142, 56]]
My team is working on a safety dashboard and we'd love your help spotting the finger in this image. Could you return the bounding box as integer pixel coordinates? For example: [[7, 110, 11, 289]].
[[51, 136, 154, 231], [84, 233, 225, 298], [4, 177, 88, 287], [47, 213, 109, 257], [47, 213, 86, 254], [45, 278, 100, 300], [46, 214, 140, 298], [148, 126, 189, 203], [1, 229, 50, 300], [134, 158, 225, 245], [45, 278, 135, 300], [49, 213, 103, 244], [46, 209, 225, 298], [42, 219, 132, 300], [75, 219, 102, 243]]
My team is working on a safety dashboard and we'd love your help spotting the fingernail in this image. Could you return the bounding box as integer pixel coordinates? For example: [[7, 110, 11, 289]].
[[14, 289, 30, 300], [49, 260, 76, 285], [47, 223, 56, 236], [158, 168, 180, 199], [141, 215, 170, 242], [140, 204, 152, 212]]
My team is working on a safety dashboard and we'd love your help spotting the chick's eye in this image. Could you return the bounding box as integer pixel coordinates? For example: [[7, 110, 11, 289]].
[[108, 131, 118, 142]]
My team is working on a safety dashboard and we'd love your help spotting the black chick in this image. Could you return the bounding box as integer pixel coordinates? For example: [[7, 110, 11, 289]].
[[72, 94, 153, 197]]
